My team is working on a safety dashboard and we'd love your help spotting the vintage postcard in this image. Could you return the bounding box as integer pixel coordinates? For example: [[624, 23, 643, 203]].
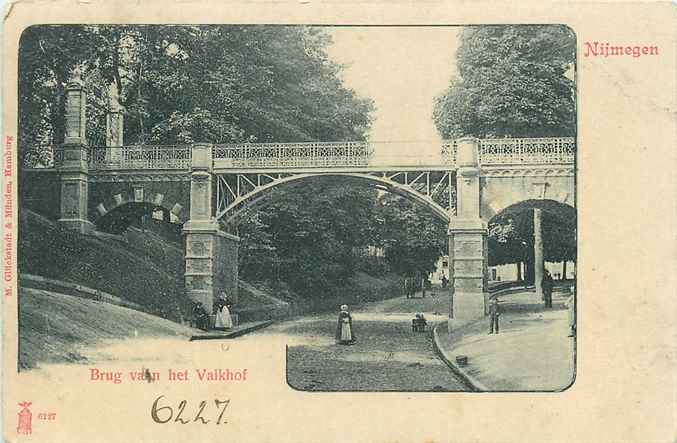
[[2, 1, 675, 442]]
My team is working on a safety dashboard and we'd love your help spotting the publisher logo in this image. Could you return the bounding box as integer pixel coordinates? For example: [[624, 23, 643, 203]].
[[17, 401, 32, 435]]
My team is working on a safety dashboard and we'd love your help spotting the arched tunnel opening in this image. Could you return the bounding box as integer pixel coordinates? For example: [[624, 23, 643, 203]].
[[95, 202, 183, 242], [487, 199, 576, 285]]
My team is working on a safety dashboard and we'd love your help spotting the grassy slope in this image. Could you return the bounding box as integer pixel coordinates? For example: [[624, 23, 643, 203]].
[[19, 209, 188, 320], [237, 280, 289, 308], [19, 287, 194, 369], [19, 209, 289, 319]]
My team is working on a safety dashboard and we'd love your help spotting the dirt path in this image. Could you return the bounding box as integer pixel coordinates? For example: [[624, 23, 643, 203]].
[[260, 292, 471, 391]]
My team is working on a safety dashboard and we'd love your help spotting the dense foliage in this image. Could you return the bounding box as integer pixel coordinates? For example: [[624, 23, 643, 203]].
[[433, 25, 576, 139], [237, 179, 381, 296], [235, 179, 448, 299], [19, 25, 374, 165], [377, 193, 447, 279]]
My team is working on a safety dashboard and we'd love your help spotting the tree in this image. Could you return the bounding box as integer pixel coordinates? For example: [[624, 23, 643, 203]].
[[236, 178, 383, 299], [376, 193, 447, 281], [18, 25, 101, 165], [488, 205, 576, 282], [19, 25, 375, 165], [433, 25, 575, 139]]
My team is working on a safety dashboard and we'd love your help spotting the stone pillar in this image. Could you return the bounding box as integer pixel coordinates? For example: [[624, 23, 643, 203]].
[[57, 77, 94, 234], [534, 208, 544, 300], [183, 143, 240, 317], [105, 83, 124, 164], [448, 137, 488, 330]]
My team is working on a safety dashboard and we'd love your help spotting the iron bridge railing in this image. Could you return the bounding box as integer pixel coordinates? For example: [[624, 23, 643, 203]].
[[88, 145, 192, 170], [478, 137, 575, 165], [29, 137, 575, 171], [213, 141, 373, 168]]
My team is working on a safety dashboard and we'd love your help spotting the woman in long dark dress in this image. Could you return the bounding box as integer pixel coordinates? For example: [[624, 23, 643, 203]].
[[335, 304, 356, 345]]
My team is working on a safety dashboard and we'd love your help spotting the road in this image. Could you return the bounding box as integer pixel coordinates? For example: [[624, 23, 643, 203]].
[[259, 291, 472, 391]]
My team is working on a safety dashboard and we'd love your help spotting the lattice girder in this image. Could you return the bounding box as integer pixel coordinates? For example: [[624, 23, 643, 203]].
[[215, 169, 456, 224]]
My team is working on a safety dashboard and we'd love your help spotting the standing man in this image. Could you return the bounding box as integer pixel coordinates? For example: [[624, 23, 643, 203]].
[[542, 270, 554, 308], [489, 297, 500, 334]]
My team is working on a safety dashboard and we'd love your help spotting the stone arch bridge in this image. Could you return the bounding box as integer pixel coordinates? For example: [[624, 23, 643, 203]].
[[21, 80, 575, 326]]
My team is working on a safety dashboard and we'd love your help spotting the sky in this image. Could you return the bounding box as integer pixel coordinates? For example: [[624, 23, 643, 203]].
[[326, 26, 460, 163]]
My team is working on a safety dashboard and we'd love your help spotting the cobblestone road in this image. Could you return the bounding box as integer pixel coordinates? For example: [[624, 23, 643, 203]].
[[262, 291, 472, 391]]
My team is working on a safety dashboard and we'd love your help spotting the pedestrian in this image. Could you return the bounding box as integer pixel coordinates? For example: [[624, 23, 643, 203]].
[[192, 302, 209, 331], [214, 292, 233, 331], [565, 292, 576, 337], [488, 297, 500, 334], [542, 270, 554, 308], [335, 304, 356, 345]]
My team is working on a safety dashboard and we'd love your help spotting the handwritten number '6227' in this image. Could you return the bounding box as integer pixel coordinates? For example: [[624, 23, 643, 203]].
[[151, 396, 230, 425]]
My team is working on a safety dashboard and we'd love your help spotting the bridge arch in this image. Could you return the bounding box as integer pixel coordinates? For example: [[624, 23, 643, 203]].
[[487, 198, 576, 293], [479, 168, 575, 221], [490, 198, 576, 221], [216, 172, 453, 226], [92, 189, 189, 234]]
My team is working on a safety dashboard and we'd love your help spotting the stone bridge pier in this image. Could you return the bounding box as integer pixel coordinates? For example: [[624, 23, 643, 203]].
[[182, 143, 240, 314], [448, 138, 488, 329]]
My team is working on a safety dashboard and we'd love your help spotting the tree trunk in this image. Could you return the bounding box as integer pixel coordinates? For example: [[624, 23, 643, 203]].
[[562, 260, 567, 280], [524, 256, 534, 286], [516, 261, 522, 281]]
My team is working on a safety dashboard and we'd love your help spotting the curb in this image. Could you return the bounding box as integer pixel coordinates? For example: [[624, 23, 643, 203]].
[[432, 323, 489, 392], [189, 320, 273, 341]]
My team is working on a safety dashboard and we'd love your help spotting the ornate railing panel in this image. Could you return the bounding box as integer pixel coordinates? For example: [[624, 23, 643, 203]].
[[213, 141, 373, 168], [88, 145, 192, 170], [440, 140, 458, 165], [478, 137, 575, 165]]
